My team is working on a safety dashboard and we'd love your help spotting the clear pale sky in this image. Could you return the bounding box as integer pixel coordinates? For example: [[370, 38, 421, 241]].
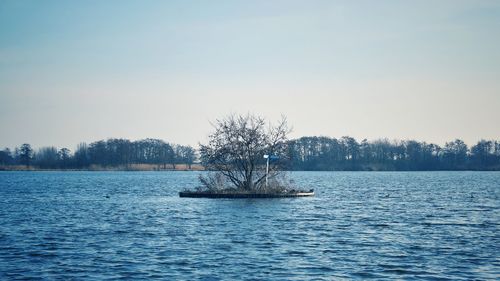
[[1, 0, 499, 149]]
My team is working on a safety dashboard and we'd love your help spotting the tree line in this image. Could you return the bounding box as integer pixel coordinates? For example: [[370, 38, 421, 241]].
[[286, 137, 500, 171], [0, 138, 196, 170], [1, 137, 499, 171]]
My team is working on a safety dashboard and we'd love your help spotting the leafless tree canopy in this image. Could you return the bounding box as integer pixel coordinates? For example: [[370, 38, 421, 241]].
[[199, 114, 291, 190]]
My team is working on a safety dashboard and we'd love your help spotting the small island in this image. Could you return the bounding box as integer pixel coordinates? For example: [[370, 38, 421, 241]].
[[179, 189, 314, 198], [180, 114, 314, 198]]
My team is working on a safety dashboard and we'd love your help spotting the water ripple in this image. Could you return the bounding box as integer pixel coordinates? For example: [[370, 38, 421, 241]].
[[0, 171, 499, 280]]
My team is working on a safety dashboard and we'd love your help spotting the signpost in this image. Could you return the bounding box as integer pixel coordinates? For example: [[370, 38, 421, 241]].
[[263, 154, 279, 188]]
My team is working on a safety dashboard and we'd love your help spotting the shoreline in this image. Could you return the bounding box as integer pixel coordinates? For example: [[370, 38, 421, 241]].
[[0, 164, 205, 172], [1, 167, 499, 172]]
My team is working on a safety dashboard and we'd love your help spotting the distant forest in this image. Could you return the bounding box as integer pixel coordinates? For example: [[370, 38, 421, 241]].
[[0, 139, 196, 170], [1, 137, 499, 171], [287, 137, 500, 171]]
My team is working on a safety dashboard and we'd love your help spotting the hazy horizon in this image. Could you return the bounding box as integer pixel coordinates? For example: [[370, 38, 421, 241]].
[[1, 0, 499, 150], [1, 133, 499, 152]]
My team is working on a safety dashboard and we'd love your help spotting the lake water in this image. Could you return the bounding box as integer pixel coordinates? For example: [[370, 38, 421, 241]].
[[0, 171, 499, 280]]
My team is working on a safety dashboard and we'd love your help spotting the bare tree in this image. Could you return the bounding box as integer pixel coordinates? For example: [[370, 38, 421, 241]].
[[183, 146, 196, 169], [58, 148, 71, 168], [199, 114, 290, 190], [35, 146, 59, 168], [0, 148, 13, 166], [175, 145, 196, 169], [19, 143, 33, 168]]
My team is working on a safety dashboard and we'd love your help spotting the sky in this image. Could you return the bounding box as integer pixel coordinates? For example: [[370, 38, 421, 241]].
[[1, 0, 499, 150]]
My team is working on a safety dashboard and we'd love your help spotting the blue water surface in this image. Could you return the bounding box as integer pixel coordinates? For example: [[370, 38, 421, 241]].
[[0, 171, 499, 280]]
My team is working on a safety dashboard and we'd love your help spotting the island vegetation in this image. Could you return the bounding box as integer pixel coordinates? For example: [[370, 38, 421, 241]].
[[191, 113, 295, 195], [0, 126, 499, 172]]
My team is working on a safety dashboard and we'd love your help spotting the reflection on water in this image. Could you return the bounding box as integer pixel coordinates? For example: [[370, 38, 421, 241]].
[[0, 171, 499, 279]]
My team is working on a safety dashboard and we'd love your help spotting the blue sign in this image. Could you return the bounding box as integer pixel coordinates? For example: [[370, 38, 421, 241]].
[[264, 154, 279, 160]]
